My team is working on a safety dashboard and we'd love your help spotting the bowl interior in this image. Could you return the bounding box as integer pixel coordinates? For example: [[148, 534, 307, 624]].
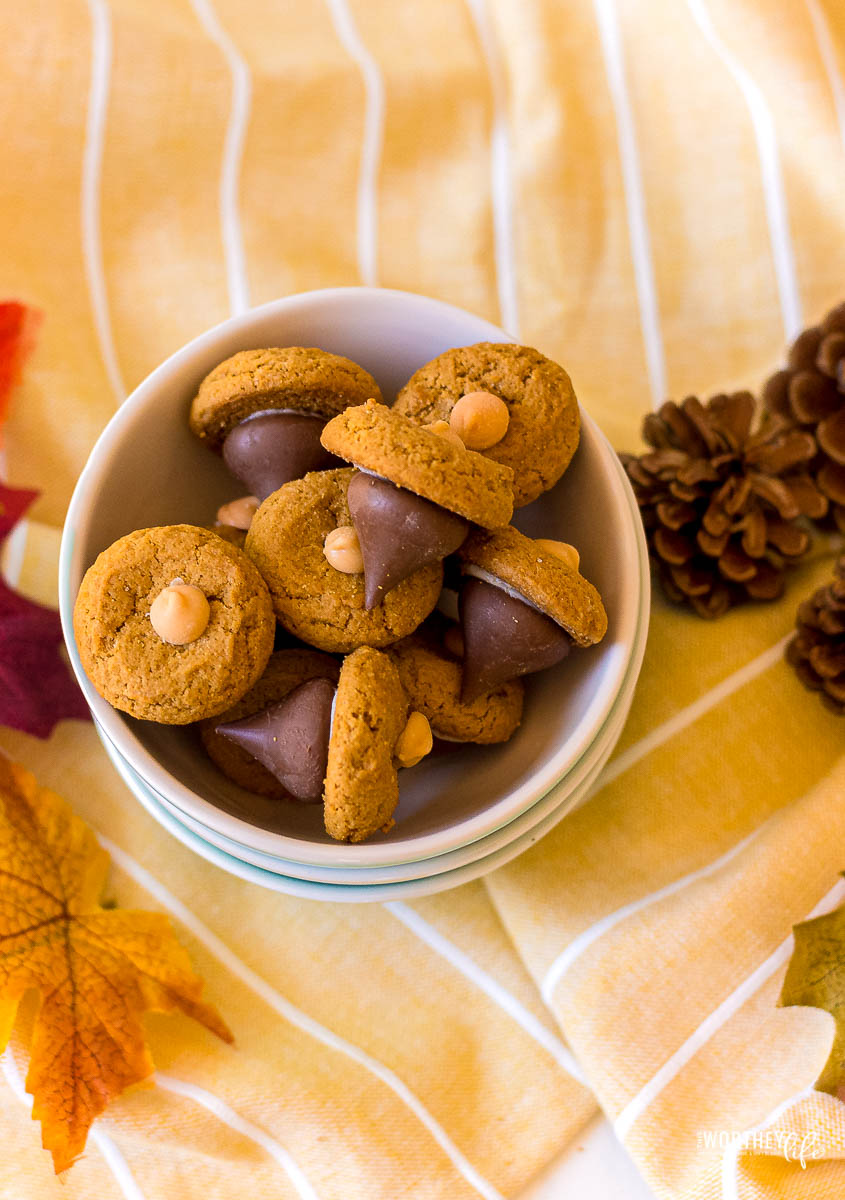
[[61, 288, 643, 867]]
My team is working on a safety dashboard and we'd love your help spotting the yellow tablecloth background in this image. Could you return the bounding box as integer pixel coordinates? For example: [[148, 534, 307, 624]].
[[1, 2, 845, 1197]]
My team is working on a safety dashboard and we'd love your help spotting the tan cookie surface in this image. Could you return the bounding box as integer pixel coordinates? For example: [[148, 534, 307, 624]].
[[74, 525, 275, 723], [387, 623, 524, 743], [394, 343, 580, 507], [320, 399, 514, 528], [324, 647, 408, 843], [200, 649, 340, 798], [459, 525, 607, 647], [189, 347, 382, 449], [245, 468, 441, 652]]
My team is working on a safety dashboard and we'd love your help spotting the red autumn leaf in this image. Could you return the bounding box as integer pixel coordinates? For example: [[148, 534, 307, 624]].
[[0, 307, 90, 738], [0, 303, 41, 437]]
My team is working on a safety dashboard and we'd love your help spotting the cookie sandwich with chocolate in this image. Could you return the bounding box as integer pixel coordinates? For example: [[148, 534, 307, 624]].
[[212, 646, 433, 843], [320, 399, 514, 610]]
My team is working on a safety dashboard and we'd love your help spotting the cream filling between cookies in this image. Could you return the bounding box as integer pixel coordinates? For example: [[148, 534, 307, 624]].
[[241, 407, 325, 422], [328, 687, 338, 741]]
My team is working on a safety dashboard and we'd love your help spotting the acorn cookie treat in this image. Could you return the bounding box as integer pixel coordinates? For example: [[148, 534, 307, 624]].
[[394, 343, 580, 507], [200, 649, 341, 799], [73, 525, 275, 724], [387, 616, 524, 744], [320, 399, 514, 608], [214, 647, 432, 843], [189, 347, 382, 500], [245, 467, 442, 653], [456, 526, 607, 701]]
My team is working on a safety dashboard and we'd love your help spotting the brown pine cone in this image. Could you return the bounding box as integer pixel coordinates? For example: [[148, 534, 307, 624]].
[[786, 556, 845, 714], [620, 393, 824, 618], [763, 301, 845, 533]]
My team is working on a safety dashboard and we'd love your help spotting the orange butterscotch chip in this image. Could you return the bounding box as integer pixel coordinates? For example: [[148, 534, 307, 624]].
[[449, 391, 510, 450], [149, 582, 210, 645]]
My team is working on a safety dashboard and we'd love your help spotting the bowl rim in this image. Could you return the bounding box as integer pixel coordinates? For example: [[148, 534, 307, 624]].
[[59, 286, 648, 868], [99, 692, 632, 902]]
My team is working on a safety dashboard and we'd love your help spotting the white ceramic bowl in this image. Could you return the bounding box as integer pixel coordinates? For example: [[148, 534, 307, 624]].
[[60, 287, 647, 870], [126, 449, 649, 886]]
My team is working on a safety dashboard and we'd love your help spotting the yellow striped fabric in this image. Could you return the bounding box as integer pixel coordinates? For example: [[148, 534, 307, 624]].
[[1, 1, 844, 1196]]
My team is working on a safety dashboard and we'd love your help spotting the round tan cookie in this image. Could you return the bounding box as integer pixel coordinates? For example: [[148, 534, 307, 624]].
[[320, 399, 514, 528], [189, 347, 382, 449], [199, 649, 340, 798], [395, 343, 580, 507], [245, 468, 442, 652], [458, 525, 607, 646], [74, 525, 275, 724], [387, 621, 524, 743], [323, 647, 408, 843]]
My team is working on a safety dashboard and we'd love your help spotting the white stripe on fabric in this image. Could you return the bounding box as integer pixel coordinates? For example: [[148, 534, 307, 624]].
[[599, 635, 791, 789], [721, 1084, 815, 1200], [385, 901, 586, 1085], [463, 0, 520, 337], [806, 0, 845, 162], [1, 519, 29, 591], [541, 827, 763, 1005], [684, 0, 802, 340], [1, 1049, 147, 1200], [82, 0, 126, 404], [155, 1072, 319, 1200], [188, 0, 252, 315], [323, 0, 384, 288], [100, 836, 504, 1200], [591, 0, 666, 406], [613, 877, 845, 1142]]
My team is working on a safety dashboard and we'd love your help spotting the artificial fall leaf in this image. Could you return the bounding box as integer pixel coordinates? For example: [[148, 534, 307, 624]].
[[780, 887, 845, 1096], [0, 482, 90, 738], [0, 302, 41, 435], [0, 303, 91, 737], [0, 754, 233, 1172]]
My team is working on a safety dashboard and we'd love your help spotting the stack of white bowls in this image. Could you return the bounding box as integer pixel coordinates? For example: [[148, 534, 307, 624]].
[[59, 288, 649, 901]]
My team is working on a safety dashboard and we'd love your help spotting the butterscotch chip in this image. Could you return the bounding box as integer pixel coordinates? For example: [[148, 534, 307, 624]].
[[324, 647, 408, 843], [458, 525, 607, 647], [74, 525, 275, 724], [533, 538, 580, 571], [149, 583, 210, 645], [395, 343, 580, 507], [217, 495, 259, 530], [320, 399, 514, 528], [323, 525, 364, 574], [387, 622, 524, 743], [449, 391, 510, 450], [189, 347, 382, 449], [245, 468, 441, 653], [200, 649, 340, 799], [394, 711, 433, 767]]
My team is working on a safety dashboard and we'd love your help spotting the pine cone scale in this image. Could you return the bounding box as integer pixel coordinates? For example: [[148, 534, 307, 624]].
[[623, 390, 820, 617], [817, 407, 845, 466], [787, 555, 845, 714]]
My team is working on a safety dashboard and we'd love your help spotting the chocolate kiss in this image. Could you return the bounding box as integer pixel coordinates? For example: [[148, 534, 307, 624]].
[[215, 677, 335, 803], [222, 411, 342, 500], [347, 472, 469, 610], [460, 576, 571, 702]]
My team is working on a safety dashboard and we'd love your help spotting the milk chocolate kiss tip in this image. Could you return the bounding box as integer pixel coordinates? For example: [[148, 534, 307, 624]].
[[222, 411, 342, 500], [216, 676, 336, 803], [459, 576, 571, 702], [346, 471, 468, 610]]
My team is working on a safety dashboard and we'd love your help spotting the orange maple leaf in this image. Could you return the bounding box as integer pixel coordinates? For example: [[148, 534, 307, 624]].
[[0, 753, 233, 1172]]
